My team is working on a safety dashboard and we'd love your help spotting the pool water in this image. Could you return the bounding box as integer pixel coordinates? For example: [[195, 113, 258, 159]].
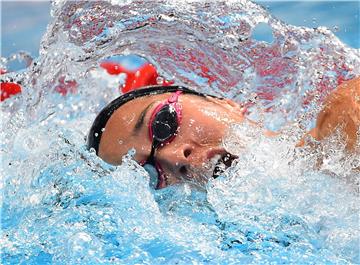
[[1, 1, 359, 264]]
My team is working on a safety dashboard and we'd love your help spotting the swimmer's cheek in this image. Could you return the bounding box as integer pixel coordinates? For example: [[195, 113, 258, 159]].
[[98, 149, 121, 165], [98, 142, 124, 165]]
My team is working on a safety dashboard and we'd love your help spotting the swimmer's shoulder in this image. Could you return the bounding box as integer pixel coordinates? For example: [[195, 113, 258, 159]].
[[298, 76, 360, 151]]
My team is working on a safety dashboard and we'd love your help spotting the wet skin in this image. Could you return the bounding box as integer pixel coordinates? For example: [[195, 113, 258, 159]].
[[98, 77, 360, 188], [99, 93, 245, 187], [299, 77, 360, 151]]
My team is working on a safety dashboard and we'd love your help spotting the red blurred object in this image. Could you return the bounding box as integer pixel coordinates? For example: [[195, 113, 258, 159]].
[[1, 60, 173, 102], [54, 76, 78, 96], [1, 82, 22, 102], [1, 69, 22, 101], [100, 61, 173, 93]]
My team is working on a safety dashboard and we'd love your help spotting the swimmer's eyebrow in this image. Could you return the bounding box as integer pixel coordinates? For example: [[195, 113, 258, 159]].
[[133, 102, 155, 134]]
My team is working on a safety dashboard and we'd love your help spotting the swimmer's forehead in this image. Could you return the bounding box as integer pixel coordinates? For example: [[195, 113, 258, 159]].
[[120, 92, 173, 108], [120, 92, 209, 108]]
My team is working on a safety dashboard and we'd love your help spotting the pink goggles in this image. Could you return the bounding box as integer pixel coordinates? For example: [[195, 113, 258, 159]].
[[141, 91, 182, 189]]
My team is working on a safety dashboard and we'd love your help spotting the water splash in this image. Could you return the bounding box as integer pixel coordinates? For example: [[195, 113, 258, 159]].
[[1, 0, 359, 264]]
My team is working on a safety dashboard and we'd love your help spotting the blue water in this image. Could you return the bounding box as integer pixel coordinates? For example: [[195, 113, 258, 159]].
[[1, 1, 51, 58], [255, 1, 360, 49], [1, 1, 360, 264], [1, 1, 359, 60]]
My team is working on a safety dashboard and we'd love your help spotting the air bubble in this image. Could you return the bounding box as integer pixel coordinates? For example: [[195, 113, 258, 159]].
[[89, 147, 96, 153]]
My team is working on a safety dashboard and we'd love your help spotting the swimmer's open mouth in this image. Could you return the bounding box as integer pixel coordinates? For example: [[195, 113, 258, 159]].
[[157, 152, 238, 188], [212, 153, 238, 179]]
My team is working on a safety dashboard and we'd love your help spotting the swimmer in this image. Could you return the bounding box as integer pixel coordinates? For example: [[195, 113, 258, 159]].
[[87, 77, 360, 189]]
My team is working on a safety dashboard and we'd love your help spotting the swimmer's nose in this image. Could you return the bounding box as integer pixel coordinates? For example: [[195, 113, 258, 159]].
[[157, 144, 198, 176]]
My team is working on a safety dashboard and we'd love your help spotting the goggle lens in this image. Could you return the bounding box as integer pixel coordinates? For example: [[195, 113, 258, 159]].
[[151, 104, 178, 144]]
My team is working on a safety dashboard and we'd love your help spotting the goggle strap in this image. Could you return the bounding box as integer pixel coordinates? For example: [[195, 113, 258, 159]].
[[168, 90, 182, 103], [146, 139, 158, 165]]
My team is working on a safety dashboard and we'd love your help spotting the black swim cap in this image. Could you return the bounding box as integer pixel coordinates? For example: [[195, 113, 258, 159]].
[[87, 85, 220, 154]]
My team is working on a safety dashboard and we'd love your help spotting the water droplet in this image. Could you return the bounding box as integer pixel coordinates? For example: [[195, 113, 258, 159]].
[[156, 76, 164, 84], [29, 194, 40, 204], [69, 25, 81, 39], [127, 148, 136, 156]]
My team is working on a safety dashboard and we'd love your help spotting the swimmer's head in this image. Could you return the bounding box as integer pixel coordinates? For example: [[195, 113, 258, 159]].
[[87, 85, 244, 189]]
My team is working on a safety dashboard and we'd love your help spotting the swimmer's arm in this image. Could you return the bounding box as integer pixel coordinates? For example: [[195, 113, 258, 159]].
[[298, 77, 360, 151]]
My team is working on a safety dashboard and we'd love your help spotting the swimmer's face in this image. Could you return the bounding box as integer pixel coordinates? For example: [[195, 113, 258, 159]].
[[98, 93, 245, 188]]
